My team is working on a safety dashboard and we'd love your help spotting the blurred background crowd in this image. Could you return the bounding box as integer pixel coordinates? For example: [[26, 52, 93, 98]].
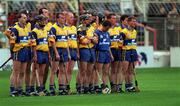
[[0, 0, 180, 50]]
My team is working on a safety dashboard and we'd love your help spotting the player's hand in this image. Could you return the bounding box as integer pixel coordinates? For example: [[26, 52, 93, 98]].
[[68, 54, 71, 61], [82, 39, 91, 45], [9, 37, 15, 44], [3, 29, 12, 39], [92, 36, 98, 44], [110, 55, 114, 62], [30, 39, 36, 46], [55, 54, 60, 61]]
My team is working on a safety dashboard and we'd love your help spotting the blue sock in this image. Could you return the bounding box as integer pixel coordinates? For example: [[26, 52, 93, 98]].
[[117, 84, 122, 89], [26, 86, 31, 93], [84, 86, 89, 93], [113, 84, 117, 88], [129, 83, 133, 87], [59, 84, 65, 91], [125, 83, 133, 89], [37, 86, 44, 92], [89, 84, 93, 90], [18, 87, 23, 94], [42, 85, 45, 91], [40, 85, 45, 92], [94, 85, 100, 89], [49, 85, 55, 91], [30, 86, 35, 92], [37, 86, 41, 92], [10, 86, 15, 93]]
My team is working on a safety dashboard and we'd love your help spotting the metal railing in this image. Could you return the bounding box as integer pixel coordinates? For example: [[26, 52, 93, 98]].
[[148, 17, 180, 50]]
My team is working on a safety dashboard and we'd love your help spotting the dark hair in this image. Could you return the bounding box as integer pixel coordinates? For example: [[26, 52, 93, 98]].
[[79, 14, 90, 21], [97, 12, 105, 24], [34, 15, 46, 22], [120, 15, 129, 22], [106, 13, 116, 19], [20, 9, 28, 15], [16, 13, 22, 19], [39, 7, 47, 15], [16, 9, 28, 19], [101, 20, 111, 27], [127, 16, 136, 22], [56, 12, 64, 19]]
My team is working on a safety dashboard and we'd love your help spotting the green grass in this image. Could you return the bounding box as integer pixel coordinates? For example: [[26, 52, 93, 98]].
[[0, 68, 180, 106]]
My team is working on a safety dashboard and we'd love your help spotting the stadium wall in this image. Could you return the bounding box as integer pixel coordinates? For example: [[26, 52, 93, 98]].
[[170, 47, 180, 67], [0, 47, 177, 71]]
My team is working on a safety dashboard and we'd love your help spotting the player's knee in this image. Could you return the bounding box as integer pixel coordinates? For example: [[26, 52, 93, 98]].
[[122, 71, 126, 76], [19, 72, 24, 78], [103, 70, 109, 76], [111, 70, 116, 74]]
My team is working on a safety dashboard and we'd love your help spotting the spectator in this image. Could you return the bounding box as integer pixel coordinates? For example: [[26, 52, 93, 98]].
[[167, 3, 178, 18]]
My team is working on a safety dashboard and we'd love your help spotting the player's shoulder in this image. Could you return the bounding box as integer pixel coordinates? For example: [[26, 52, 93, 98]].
[[26, 22, 31, 26], [50, 23, 57, 30], [116, 25, 123, 30], [13, 24, 19, 28], [12, 24, 21, 32], [47, 22, 53, 26], [63, 25, 69, 29], [87, 25, 95, 31], [68, 25, 77, 32], [94, 29, 100, 34], [121, 27, 128, 33], [52, 23, 58, 28], [32, 27, 39, 33], [133, 28, 137, 33], [71, 25, 77, 29]]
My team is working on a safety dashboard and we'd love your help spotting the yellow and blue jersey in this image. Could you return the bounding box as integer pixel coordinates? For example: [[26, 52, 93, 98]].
[[120, 27, 137, 50], [44, 22, 53, 32], [11, 23, 30, 52], [15, 22, 31, 32], [108, 26, 122, 48], [44, 22, 53, 47], [5, 22, 31, 46], [64, 25, 77, 49], [30, 26, 49, 52], [95, 29, 111, 51], [78, 24, 96, 49], [26, 22, 32, 48], [49, 23, 68, 48], [26, 22, 31, 32]]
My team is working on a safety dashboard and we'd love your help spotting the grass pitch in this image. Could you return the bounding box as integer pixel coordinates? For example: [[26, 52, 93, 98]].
[[0, 68, 180, 106]]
